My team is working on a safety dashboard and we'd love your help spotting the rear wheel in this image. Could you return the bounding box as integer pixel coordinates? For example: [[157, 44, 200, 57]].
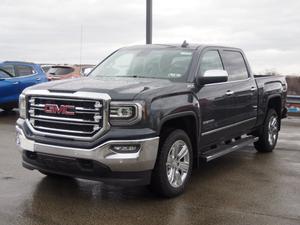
[[254, 109, 279, 152], [150, 129, 193, 197]]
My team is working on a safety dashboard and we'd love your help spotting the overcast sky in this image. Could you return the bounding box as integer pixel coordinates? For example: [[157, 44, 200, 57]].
[[1, 0, 300, 74]]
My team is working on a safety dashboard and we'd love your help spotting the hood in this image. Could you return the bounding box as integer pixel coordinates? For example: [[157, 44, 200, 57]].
[[27, 77, 191, 100]]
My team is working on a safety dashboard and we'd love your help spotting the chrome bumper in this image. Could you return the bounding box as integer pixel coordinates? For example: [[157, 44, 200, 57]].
[[16, 126, 159, 172]]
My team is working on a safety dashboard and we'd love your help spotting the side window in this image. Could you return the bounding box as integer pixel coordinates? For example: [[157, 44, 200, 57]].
[[222, 51, 249, 81], [15, 65, 36, 77], [0, 70, 11, 79], [0, 65, 15, 76], [199, 50, 223, 75]]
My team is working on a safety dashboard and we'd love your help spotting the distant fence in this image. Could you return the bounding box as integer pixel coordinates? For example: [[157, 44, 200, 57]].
[[287, 95, 300, 114]]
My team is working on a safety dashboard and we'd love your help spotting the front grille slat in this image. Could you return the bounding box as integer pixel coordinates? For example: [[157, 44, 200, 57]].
[[27, 96, 105, 138], [31, 115, 101, 124]]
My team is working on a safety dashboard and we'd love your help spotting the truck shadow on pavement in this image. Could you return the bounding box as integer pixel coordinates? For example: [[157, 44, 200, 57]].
[[19, 153, 253, 225], [0, 109, 18, 123]]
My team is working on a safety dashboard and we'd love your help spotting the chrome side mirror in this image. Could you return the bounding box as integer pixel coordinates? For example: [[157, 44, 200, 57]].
[[196, 69, 228, 86]]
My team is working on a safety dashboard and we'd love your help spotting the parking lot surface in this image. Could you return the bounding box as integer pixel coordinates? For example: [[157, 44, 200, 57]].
[[0, 111, 299, 225]]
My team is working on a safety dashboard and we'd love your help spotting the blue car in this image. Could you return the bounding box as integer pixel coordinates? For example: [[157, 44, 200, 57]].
[[0, 61, 48, 111]]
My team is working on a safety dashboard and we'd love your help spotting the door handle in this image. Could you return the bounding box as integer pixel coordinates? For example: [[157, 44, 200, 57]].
[[13, 82, 19, 85], [226, 90, 234, 96], [36, 78, 41, 81], [250, 86, 256, 91]]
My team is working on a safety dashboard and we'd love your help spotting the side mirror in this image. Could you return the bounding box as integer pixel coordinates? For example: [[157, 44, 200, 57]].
[[196, 69, 228, 86]]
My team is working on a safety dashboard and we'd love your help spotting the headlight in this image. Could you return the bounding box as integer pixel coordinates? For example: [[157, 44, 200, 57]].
[[109, 102, 143, 126], [19, 94, 26, 119]]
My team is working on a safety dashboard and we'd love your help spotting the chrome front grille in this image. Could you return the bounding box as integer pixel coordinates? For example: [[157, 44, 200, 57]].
[[25, 92, 110, 141]]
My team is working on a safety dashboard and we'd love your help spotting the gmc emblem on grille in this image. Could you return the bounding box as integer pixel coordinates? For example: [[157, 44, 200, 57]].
[[44, 104, 75, 116]]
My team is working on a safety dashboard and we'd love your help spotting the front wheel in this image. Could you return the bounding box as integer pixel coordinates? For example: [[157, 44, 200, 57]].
[[150, 129, 193, 197], [1, 106, 14, 112], [254, 109, 279, 152]]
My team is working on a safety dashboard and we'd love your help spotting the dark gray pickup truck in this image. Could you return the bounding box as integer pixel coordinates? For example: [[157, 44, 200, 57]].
[[16, 43, 287, 197]]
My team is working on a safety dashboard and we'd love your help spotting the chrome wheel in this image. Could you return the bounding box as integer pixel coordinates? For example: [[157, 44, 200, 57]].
[[268, 115, 278, 146], [166, 140, 190, 188]]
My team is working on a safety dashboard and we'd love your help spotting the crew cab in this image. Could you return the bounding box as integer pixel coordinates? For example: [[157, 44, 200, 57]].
[[16, 44, 287, 197], [0, 61, 47, 111]]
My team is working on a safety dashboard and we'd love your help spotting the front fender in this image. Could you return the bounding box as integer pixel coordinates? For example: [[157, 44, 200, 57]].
[[148, 93, 200, 135]]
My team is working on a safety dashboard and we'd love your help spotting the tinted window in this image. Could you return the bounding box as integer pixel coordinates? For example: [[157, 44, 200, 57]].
[[15, 65, 35, 77], [0, 70, 11, 78], [199, 50, 223, 75], [222, 51, 248, 81], [48, 67, 74, 75], [0, 65, 15, 76]]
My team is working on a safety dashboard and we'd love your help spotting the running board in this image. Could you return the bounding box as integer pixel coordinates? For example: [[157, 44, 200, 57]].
[[201, 136, 259, 162]]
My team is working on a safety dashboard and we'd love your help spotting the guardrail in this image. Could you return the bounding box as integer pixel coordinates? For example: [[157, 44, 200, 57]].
[[287, 95, 300, 114]]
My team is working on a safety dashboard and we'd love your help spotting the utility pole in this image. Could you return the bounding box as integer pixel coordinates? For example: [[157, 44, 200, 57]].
[[146, 0, 152, 44]]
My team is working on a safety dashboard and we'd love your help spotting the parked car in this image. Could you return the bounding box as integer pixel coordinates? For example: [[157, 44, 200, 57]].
[[0, 61, 47, 111], [46, 65, 94, 81], [16, 44, 287, 197], [40, 64, 55, 73]]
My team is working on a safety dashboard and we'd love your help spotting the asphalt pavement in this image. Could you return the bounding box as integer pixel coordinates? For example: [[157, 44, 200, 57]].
[[0, 110, 299, 225]]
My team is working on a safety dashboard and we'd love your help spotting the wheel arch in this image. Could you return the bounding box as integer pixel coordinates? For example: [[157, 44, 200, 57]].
[[158, 111, 200, 167]]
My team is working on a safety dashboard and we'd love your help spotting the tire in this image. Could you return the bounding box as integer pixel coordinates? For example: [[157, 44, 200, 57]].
[[254, 109, 279, 152], [1, 106, 14, 112], [39, 170, 70, 178], [150, 129, 193, 197]]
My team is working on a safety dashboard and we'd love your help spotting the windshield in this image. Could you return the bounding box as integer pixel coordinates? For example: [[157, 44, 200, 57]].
[[89, 48, 194, 81]]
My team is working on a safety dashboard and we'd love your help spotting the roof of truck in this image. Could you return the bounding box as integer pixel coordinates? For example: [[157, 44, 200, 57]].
[[122, 43, 241, 51]]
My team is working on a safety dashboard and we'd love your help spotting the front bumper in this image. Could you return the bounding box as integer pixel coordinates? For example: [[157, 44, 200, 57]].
[[16, 126, 159, 185]]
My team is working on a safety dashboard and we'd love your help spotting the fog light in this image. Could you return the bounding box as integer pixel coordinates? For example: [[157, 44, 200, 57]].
[[110, 144, 140, 153]]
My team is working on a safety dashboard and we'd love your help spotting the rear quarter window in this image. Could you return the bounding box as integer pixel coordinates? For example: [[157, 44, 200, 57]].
[[15, 65, 36, 77], [222, 51, 249, 81]]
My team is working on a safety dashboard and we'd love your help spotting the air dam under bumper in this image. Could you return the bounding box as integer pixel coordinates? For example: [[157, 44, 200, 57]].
[[16, 126, 159, 185]]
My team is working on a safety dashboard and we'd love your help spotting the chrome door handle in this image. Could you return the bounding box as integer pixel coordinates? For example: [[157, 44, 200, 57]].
[[226, 90, 234, 96], [13, 82, 19, 85], [250, 87, 256, 91], [36, 78, 41, 81]]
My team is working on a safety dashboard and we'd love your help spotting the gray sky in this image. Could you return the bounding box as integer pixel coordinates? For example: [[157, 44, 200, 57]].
[[1, 0, 300, 74]]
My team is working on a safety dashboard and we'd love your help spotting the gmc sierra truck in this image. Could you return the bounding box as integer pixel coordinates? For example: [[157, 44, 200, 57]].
[[16, 44, 287, 197]]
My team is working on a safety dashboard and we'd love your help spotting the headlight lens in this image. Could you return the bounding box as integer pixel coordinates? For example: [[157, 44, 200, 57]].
[[110, 102, 143, 125], [19, 94, 26, 119]]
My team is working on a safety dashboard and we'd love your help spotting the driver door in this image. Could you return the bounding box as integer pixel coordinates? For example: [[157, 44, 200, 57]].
[[195, 49, 234, 147]]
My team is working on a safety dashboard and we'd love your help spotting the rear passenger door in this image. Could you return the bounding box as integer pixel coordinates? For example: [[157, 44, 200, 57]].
[[220, 50, 258, 132]]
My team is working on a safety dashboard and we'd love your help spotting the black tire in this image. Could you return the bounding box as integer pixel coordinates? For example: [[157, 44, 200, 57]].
[[150, 129, 193, 197], [2, 106, 14, 112], [39, 170, 70, 178], [254, 109, 279, 152]]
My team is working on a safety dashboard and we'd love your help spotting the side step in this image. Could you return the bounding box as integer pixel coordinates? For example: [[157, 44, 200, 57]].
[[201, 136, 259, 162]]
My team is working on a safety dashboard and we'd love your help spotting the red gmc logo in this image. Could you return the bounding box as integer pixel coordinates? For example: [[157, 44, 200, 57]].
[[44, 104, 75, 116]]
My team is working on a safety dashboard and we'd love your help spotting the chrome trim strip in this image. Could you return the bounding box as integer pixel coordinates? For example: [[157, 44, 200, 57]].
[[30, 118, 98, 126], [34, 126, 95, 134], [30, 96, 102, 103], [201, 117, 256, 136], [23, 90, 111, 100], [31, 114, 101, 123]]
